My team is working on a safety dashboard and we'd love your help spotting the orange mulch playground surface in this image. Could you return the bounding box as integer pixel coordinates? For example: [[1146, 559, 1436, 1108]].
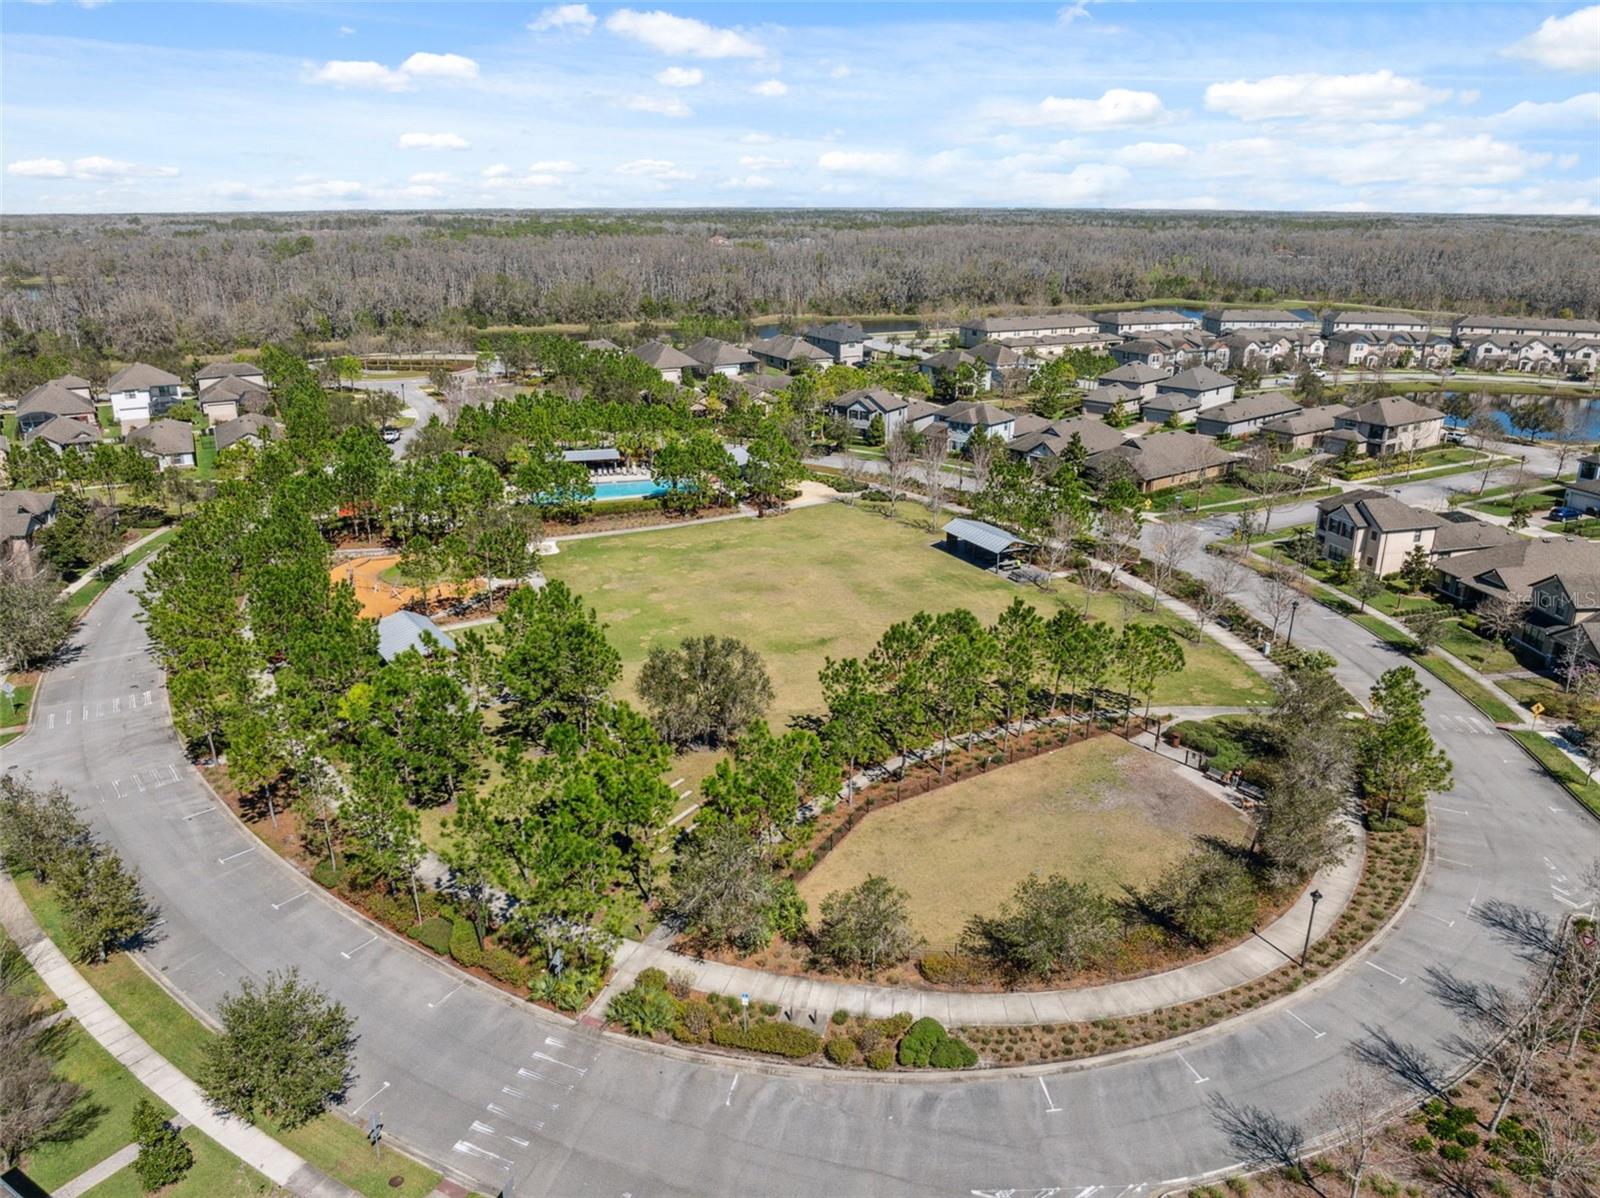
[[331, 553, 472, 619]]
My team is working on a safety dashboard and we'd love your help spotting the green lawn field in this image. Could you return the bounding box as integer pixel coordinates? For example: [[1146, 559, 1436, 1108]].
[[796, 736, 1249, 946], [539, 501, 1271, 727]]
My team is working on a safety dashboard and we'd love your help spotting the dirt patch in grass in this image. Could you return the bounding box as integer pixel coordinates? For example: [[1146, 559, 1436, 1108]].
[[796, 736, 1250, 947]]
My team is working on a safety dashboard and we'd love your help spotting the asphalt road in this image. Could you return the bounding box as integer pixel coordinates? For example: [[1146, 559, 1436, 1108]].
[[355, 376, 442, 460], [6, 543, 1598, 1196]]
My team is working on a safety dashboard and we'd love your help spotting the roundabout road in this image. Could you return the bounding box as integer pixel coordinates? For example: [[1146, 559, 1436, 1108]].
[[6, 555, 1598, 1197]]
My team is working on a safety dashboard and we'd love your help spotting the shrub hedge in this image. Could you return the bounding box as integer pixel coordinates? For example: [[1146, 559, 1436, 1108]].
[[825, 1036, 858, 1065], [710, 1020, 822, 1059], [449, 918, 483, 969], [406, 916, 453, 956]]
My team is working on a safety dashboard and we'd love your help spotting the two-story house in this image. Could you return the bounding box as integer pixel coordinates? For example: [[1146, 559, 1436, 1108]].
[[1332, 396, 1445, 457], [1095, 362, 1170, 399], [802, 322, 869, 366], [1095, 309, 1198, 337], [1260, 403, 1351, 451], [1315, 491, 1444, 575], [1147, 366, 1236, 418], [1006, 416, 1129, 464], [827, 388, 912, 439], [749, 334, 832, 373], [196, 361, 267, 394], [105, 363, 182, 431], [936, 401, 1016, 450], [16, 382, 97, 435], [1201, 308, 1310, 335], [957, 313, 1099, 348], [1322, 311, 1433, 337], [1194, 392, 1302, 439]]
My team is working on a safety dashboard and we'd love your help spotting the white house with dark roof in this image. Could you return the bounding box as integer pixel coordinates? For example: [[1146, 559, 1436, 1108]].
[[105, 363, 182, 431], [1201, 309, 1310, 334], [24, 415, 101, 454], [1322, 311, 1433, 337], [1095, 361, 1170, 399], [1452, 315, 1600, 341], [1151, 366, 1235, 411], [129, 419, 196, 470], [802, 322, 869, 365], [936, 401, 1016, 450], [196, 361, 267, 393], [1081, 383, 1140, 417], [827, 388, 912, 438]]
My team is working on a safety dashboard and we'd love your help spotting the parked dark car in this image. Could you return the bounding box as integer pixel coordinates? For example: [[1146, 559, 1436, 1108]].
[[1550, 505, 1583, 521]]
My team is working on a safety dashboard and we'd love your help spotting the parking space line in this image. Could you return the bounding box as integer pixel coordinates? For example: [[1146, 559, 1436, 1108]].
[[340, 934, 377, 959]]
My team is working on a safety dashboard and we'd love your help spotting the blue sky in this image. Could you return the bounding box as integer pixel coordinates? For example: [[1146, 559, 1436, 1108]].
[[3, 1, 1597, 213]]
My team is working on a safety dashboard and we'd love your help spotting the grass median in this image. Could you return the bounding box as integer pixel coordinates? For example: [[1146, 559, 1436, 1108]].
[[12, 876, 442, 1198], [1509, 731, 1600, 820]]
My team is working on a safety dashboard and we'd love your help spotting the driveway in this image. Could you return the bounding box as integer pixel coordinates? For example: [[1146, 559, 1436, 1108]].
[[356, 376, 441, 459]]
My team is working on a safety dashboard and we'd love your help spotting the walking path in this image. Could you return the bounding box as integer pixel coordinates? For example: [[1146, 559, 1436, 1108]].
[[0, 871, 358, 1198], [54, 1143, 141, 1198]]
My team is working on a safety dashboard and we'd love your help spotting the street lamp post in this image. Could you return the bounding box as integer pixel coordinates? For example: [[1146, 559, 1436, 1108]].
[[1301, 888, 1323, 966], [1286, 599, 1301, 648]]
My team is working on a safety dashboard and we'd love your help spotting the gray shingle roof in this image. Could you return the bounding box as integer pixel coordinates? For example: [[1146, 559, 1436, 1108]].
[[213, 413, 281, 452], [1100, 362, 1170, 385], [1, 490, 56, 541], [18, 382, 96, 420], [749, 334, 831, 364], [682, 337, 757, 369], [631, 340, 699, 371], [1196, 392, 1302, 426], [1098, 309, 1194, 327], [803, 322, 867, 344], [962, 313, 1096, 334], [829, 388, 909, 416], [129, 419, 195, 457], [1158, 366, 1234, 393], [562, 447, 623, 463], [106, 363, 181, 392], [1342, 396, 1444, 427], [1263, 403, 1350, 436], [196, 360, 263, 380], [939, 401, 1014, 427], [25, 415, 101, 447], [1089, 432, 1236, 483]]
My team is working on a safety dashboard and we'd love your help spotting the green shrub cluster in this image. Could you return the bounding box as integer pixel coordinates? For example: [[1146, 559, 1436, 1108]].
[[865, 1045, 896, 1070], [406, 916, 452, 956], [449, 918, 483, 969], [673, 999, 715, 1044], [530, 964, 603, 1012], [130, 1098, 193, 1192], [483, 946, 530, 987], [824, 1036, 857, 1065], [607, 979, 681, 1036], [896, 1016, 976, 1069], [710, 1020, 822, 1058]]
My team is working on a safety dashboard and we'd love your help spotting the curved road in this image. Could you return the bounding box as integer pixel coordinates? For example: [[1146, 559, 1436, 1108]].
[[6, 550, 1597, 1196]]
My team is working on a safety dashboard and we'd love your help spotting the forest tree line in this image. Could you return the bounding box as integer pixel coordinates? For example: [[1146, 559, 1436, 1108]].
[[3, 209, 1599, 375]]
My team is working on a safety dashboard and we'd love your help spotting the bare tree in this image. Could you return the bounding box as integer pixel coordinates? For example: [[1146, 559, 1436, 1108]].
[[1260, 562, 1305, 646], [1148, 523, 1200, 612], [1474, 593, 1529, 641], [1209, 1096, 1323, 1196], [1198, 548, 1249, 632], [1532, 1104, 1600, 1196], [838, 454, 870, 506], [882, 428, 915, 520], [1318, 1064, 1398, 1198], [966, 432, 998, 493], [917, 427, 951, 528], [1038, 504, 1089, 588], [1557, 860, 1600, 1058], [1076, 560, 1112, 614], [1459, 972, 1565, 1135], [1097, 508, 1141, 585], [0, 979, 84, 1169], [1470, 411, 1503, 494]]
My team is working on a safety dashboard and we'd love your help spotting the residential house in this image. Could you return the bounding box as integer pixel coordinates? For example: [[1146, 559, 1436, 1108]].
[[1322, 311, 1433, 337], [128, 419, 196, 470], [195, 361, 267, 394], [579, 337, 622, 352], [1095, 310, 1198, 336], [1151, 366, 1236, 413], [24, 415, 100, 453], [827, 388, 912, 439], [957, 313, 1099, 349], [861, 337, 928, 363], [213, 413, 282, 453], [1086, 432, 1237, 493], [1563, 454, 1600, 514], [1007, 416, 1128, 464], [1261, 403, 1352, 451], [802, 322, 869, 365], [1522, 570, 1600, 667], [748, 334, 832, 373], [1436, 539, 1600, 671], [1, 490, 57, 568], [990, 331, 1114, 358], [683, 337, 758, 378], [1463, 336, 1564, 373], [1201, 308, 1310, 334], [1141, 391, 1207, 426], [1452, 315, 1600, 341], [1095, 362, 1170, 399], [1111, 330, 1218, 371], [936, 401, 1017, 450], [195, 375, 269, 424], [1332, 396, 1446, 456], [1080, 383, 1140, 417], [49, 374, 94, 401], [1194, 392, 1302, 439], [630, 341, 699, 384], [17, 382, 97, 435], [105, 363, 182, 430], [1314, 490, 1445, 576], [904, 399, 944, 434], [971, 340, 1030, 389], [728, 374, 789, 406], [919, 348, 1004, 395]]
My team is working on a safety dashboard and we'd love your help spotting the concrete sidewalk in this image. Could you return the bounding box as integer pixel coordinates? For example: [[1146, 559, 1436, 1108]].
[[0, 871, 357, 1198]]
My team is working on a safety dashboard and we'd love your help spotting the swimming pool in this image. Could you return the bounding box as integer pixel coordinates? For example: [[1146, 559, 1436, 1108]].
[[593, 479, 670, 501]]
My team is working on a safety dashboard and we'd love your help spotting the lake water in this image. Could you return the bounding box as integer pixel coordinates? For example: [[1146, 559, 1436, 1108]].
[[1427, 390, 1600, 441]]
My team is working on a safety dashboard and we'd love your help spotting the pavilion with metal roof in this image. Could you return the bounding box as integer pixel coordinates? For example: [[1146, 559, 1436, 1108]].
[[941, 517, 1034, 569]]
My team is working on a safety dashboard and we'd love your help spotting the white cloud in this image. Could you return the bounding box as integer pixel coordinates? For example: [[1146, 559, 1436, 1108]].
[[655, 66, 704, 87], [7, 158, 68, 177], [719, 174, 775, 189], [818, 149, 900, 173], [397, 132, 470, 150], [751, 79, 788, 97], [70, 156, 179, 179], [338, 25, 355, 35], [285, 179, 367, 200], [408, 171, 454, 184], [1205, 132, 1549, 188], [1504, 5, 1600, 73], [830, 65, 851, 79], [306, 52, 479, 91], [1559, 153, 1581, 169], [623, 94, 692, 117], [1001, 162, 1131, 204], [1112, 141, 1192, 166], [1204, 70, 1449, 121], [1012, 88, 1169, 129], [1457, 89, 1481, 106], [614, 158, 693, 179], [528, 160, 579, 174], [605, 9, 764, 58], [741, 132, 773, 144], [529, 3, 596, 34], [398, 52, 479, 81], [307, 60, 409, 90], [1489, 92, 1600, 131], [400, 184, 443, 199], [739, 154, 789, 169], [481, 163, 512, 178]]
